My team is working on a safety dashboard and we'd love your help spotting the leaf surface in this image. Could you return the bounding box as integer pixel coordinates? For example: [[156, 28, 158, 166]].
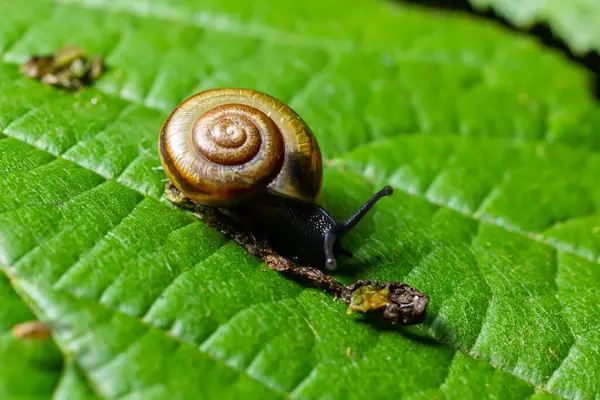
[[0, 0, 599, 398]]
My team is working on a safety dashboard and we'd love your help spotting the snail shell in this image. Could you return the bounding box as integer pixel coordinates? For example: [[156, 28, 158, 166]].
[[159, 88, 323, 207]]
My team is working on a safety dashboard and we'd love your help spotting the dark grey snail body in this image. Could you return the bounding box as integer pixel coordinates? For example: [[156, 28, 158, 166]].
[[159, 88, 393, 269], [233, 187, 393, 269]]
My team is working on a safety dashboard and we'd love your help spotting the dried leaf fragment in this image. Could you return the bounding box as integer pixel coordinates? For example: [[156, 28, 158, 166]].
[[20, 46, 104, 90], [11, 320, 52, 340]]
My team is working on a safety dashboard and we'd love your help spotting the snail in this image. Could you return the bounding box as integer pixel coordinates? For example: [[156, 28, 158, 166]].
[[159, 88, 393, 270]]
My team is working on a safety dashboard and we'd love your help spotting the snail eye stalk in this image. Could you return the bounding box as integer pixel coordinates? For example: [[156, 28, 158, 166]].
[[338, 186, 394, 234], [323, 186, 394, 270], [324, 232, 337, 270]]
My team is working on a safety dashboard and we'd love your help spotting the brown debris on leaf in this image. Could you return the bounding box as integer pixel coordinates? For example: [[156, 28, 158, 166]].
[[11, 320, 52, 340], [20, 46, 104, 90], [345, 281, 428, 325], [165, 182, 429, 325]]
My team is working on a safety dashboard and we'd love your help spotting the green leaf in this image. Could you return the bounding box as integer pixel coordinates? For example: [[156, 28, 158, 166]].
[[1, 262, 98, 400], [0, 273, 62, 399], [469, 0, 600, 54], [0, 0, 598, 398]]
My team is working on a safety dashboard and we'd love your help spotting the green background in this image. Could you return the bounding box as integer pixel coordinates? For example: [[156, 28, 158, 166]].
[[0, 0, 599, 399]]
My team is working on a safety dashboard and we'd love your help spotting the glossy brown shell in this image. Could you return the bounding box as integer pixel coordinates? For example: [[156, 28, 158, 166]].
[[159, 88, 323, 207]]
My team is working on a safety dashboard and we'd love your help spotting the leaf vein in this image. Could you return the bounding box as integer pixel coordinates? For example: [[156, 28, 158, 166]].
[[51, 196, 145, 288], [140, 242, 231, 322]]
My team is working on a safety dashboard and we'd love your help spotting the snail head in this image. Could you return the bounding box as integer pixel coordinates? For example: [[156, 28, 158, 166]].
[[323, 185, 394, 270]]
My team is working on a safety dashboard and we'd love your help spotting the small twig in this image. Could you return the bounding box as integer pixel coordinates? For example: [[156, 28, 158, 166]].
[[166, 183, 428, 325]]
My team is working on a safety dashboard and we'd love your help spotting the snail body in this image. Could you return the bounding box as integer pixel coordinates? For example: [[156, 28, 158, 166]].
[[159, 88, 393, 269]]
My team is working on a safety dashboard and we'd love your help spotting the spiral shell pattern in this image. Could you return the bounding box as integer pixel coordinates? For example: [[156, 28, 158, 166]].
[[159, 88, 322, 207], [193, 104, 280, 166]]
